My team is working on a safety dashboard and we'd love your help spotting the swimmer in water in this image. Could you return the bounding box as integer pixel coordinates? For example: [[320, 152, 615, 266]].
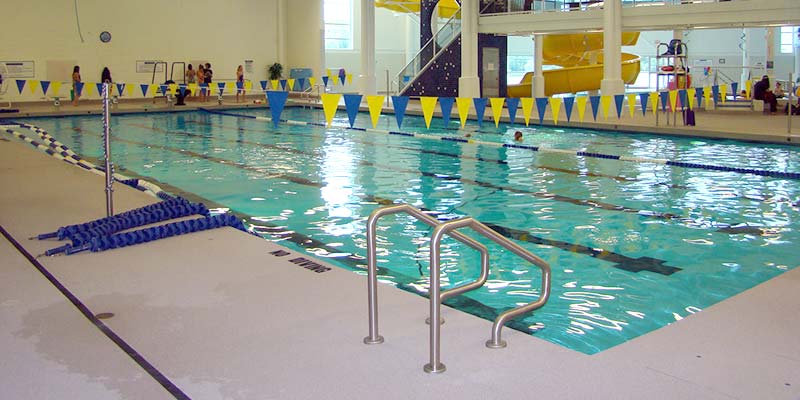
[[514, 131, 523, 141]]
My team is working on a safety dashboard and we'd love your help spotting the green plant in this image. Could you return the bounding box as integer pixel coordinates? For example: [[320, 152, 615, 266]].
[[268, 63, 283, 80]]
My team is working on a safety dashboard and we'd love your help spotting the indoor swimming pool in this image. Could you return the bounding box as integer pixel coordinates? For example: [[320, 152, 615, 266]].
[[18, 107, 800, 355]]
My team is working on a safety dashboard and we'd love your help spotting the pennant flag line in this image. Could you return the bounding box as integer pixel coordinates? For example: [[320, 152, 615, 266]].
[[562, 96, 574, 122], [456, 97, 471, 128], [576, 96, 587, 122], [439, 97, 455, 128], [613, 94, 625, 119], [391, 95, 409, 129], [322, 93, 342, 127], [639, 92, 650, 116], [473, 98, 488, 128], [589, 95, 600, 121], [521, 97, 534, 126], [343, 94, 363, 128], [506, 97, 520, 125], [420, 96, 438, 129], [535, 97, 548, 124], [366, 95, 385, 128], [489, 98, 505, 128], [266, 91, 289, 128], [549, 97, 562, 125]]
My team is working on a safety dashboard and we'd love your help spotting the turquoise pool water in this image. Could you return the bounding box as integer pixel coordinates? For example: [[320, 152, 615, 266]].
[[21, 108, 800, 354]]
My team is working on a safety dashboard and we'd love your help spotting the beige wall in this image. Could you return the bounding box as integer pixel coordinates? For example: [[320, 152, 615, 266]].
[[0, 0, 287, 101], [286, 0, 324, 79]]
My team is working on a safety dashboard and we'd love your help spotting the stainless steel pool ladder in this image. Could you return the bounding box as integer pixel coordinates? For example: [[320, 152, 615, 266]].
[[364, 204, 552, 374]]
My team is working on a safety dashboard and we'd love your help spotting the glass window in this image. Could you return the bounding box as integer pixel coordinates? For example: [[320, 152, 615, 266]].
[[325, 0, 353, 50], [780, 26, 796, 54]]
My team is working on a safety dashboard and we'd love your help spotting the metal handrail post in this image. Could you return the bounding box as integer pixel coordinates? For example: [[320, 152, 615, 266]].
[[102, 83, 114, 217], [788, 73, 793, 134]]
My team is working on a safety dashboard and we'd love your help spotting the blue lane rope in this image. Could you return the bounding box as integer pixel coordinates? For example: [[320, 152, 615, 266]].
[[198, 109, 800, 181], [64, 214, 246, 255]]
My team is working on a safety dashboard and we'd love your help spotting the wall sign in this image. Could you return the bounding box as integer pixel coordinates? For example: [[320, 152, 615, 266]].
[[0, 61, 35, 78], [136, 60, 165, 73]]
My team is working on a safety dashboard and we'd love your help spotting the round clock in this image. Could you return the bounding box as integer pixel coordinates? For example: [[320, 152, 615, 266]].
[[99, 31, 112, 43]]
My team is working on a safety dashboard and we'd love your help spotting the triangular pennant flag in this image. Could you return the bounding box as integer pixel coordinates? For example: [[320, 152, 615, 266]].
[[322, 76, 329, 87], [589, 95, 601, 121], [439, 97, 455, 128], [678, 89, 688, 110], [201, 83, 210, 95], [168, 83, 178, 95], [535, 97, 548, 124], [687, 88, 697, 110], [745, 80, 752, 99], [308, 77, 316, 88], [703, 86, 712, 108], [343, 94, 363, 128], [187, 83, 198, 96], [614, 94, 625, 119], [224, 81, 235, 92], [346, 73, 353, 85], [260, 80, 268, 91], [549, 97, 562, 125], [15, 80, 26, 94], [391, 95, 409, 129], [74, 82, 85, 96], [217, 82, 226, 94], [96, 83, 106, 97], [639, 92, 649, 116], [420, 96, 438, 129], [280, 79, 288, 90], [731, 82, 738, 99], [649, 92, 659, 116], [297, 78, 306, 91], [244, 81, 252, 91], [711, 85, 719, 104], [270, 80, 280, 90], [287, 79, 295, 91], [116, 83, 125, 96], [321, 93, 342, 127], [669, 90, 678, 112], [326, 69, 332, 78], [473, 98, 488, 128], [627, 94, 636, 117], [489, 98, 505, 128], [140, 84, 150, 97], [339, 70, 347, 84], [179, 85, 187, 97], [366, 95, 385, 128], [506, 97, 520, 125], [331, 75, 339, 86], [27, 80, 38, 94], [456, 97, 472, 128], [659, 91, 669, 112], [576, 96, 587, 122], [266, 91, 289, 128], [562, 97, 574, 122], [520, 97, 534, 126], [126, 83, 134, 96], [719, 84, 727, 104], [600, 95, 612, 120], [51, 81, 62, 95], [40, 80, 51, 95]]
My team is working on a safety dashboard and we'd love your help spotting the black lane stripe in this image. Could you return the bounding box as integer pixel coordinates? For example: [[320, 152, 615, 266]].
[[0, 225, 191, 400]]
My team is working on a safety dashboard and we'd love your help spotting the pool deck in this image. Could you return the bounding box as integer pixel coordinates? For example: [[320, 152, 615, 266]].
[[1, 98, 799, 399]]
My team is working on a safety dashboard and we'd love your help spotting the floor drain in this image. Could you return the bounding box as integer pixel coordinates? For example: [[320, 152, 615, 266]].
[[95, 312, 115, 319]]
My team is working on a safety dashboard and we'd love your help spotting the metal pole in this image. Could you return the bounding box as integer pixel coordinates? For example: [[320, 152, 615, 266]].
[[386, 69, 390, 106], [789, 73, 793, 134], [102, 83, 114, 217]]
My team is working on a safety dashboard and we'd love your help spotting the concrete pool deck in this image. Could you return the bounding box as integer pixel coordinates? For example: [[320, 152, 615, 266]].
[[1, 102, 799, 399]]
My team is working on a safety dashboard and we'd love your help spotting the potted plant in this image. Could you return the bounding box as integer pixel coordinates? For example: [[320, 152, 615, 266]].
[[268, 63, 283, 80]]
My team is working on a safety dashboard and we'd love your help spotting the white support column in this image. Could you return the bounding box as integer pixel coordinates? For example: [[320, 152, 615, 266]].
[[277, 0, 288, 67], [532, 35, 545, 97], [741, 28, 749, 84], [600, 0, 624, 96], [459, 0, 480, 98], [359, 0, 377, 95], [766, 27, 775, 77]]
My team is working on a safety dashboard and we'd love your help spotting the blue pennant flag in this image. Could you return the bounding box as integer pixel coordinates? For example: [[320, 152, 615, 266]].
[[439, 97, 455, 128], [40, 80, 51, 95], [391, 96, 409, 129], [179, 84, 187, 97], [74, 82, 85, 96], [297, 78, 306, 91], [678, 89, 687, 109], [343, 94, 363, 128], [614, 94, 625, 118], [217, 82, 226, 94], [96, 83, 105, 96], [639, 92, 649, 115], [140, 84, 149, 97], [322, 76, 329, 87], [338, 69, 346, 84], [562, 97, 574, 122], [695, 87, 704, 107], [589, 95, 601, 121], [260, 80, 268, 91], [473, 98, 488, 128], [659, 91, 670, 111], [535, 97, 549, 124], [159, 85, 169, 96], [711, 85, 719, 104], [199, 83, 208, 94], [506, 97, 520, 124], [116, 83, 125, 96], [15, 80, 26, 94], [280, 79, 287, 90], [731, 82, 739, 99], [266, 91, 289, 128]]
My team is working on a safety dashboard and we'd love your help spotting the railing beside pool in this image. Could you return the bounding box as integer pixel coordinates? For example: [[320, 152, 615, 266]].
[[364, 204, 552, 374]]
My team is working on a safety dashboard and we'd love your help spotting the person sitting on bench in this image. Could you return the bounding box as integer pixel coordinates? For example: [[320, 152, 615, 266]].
[[753, 75, 778, 114]]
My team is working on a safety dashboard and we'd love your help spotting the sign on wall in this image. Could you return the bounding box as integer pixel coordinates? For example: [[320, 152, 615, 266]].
[[0, 61, 35, 78], [136, 60, 165, 73]]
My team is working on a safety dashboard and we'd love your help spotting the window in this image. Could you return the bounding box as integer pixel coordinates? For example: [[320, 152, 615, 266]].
[[325, 0, 353, 50], [780, 26, 797, 54]]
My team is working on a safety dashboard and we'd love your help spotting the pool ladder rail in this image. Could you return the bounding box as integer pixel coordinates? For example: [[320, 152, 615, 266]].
[[364, 204, 552, 374]]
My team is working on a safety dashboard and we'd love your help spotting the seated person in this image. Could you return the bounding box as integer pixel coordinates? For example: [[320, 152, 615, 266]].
[[164, 80, 190, 106], [774, 82, 785, 98], [752, 75, 778, 113]]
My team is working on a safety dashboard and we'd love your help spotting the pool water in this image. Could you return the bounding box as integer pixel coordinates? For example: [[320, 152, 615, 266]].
[[21, 108, 800, 355]]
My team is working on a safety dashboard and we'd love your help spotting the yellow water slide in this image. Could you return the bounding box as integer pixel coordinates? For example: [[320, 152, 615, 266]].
[[507, 32, 641, 97], [375, 0, 461, 18]]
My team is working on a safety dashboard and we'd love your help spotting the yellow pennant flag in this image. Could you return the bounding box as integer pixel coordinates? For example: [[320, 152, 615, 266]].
[[366, 95, 385, 128], [575, 96, 587, 122], [208, 83, 216, 95], [649, 92, 659, 115], [244, 81, 253, 91], [51, 81, 62, 95], [521, 97, 534, 126], [600, 95, 612, 120], [456, 97, 472, 128], [489, 98, 505, 128], [331, 75, 339, 86], [549, 97, 562, 125], [326, 68, 332, 78], [745, 80, 753, 99], [168, 83, 178, 95], [420, 96, 438, 129], [224, 81, 235, 92], [271, 80, 280, 90], [346, 73, 353, 85], [703, 86, 712, 108], [321, 93, 342, 127], [85, 83, 94, 96], [719, 84, 727, 104], [188, 83, 198, 96], [669, 90, 678, 112], [627, 94, 636, 117], [286, 79, 295, 91], [126, 83, 134, 97], [309, 77, 316, 88], [687, 88, 696, 110], [28, 80, 39, 94]]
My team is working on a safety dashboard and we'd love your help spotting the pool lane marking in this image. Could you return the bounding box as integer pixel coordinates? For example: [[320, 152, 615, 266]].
[[201, 108, 800, 181], [0, 225, 191, 400]]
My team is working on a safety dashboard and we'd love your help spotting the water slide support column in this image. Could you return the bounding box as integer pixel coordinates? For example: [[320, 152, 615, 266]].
[[359, 0, 377, 94], [532, 35, 544, 98], [600, 0, 624, 96], [459, 0, 481, 98]]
